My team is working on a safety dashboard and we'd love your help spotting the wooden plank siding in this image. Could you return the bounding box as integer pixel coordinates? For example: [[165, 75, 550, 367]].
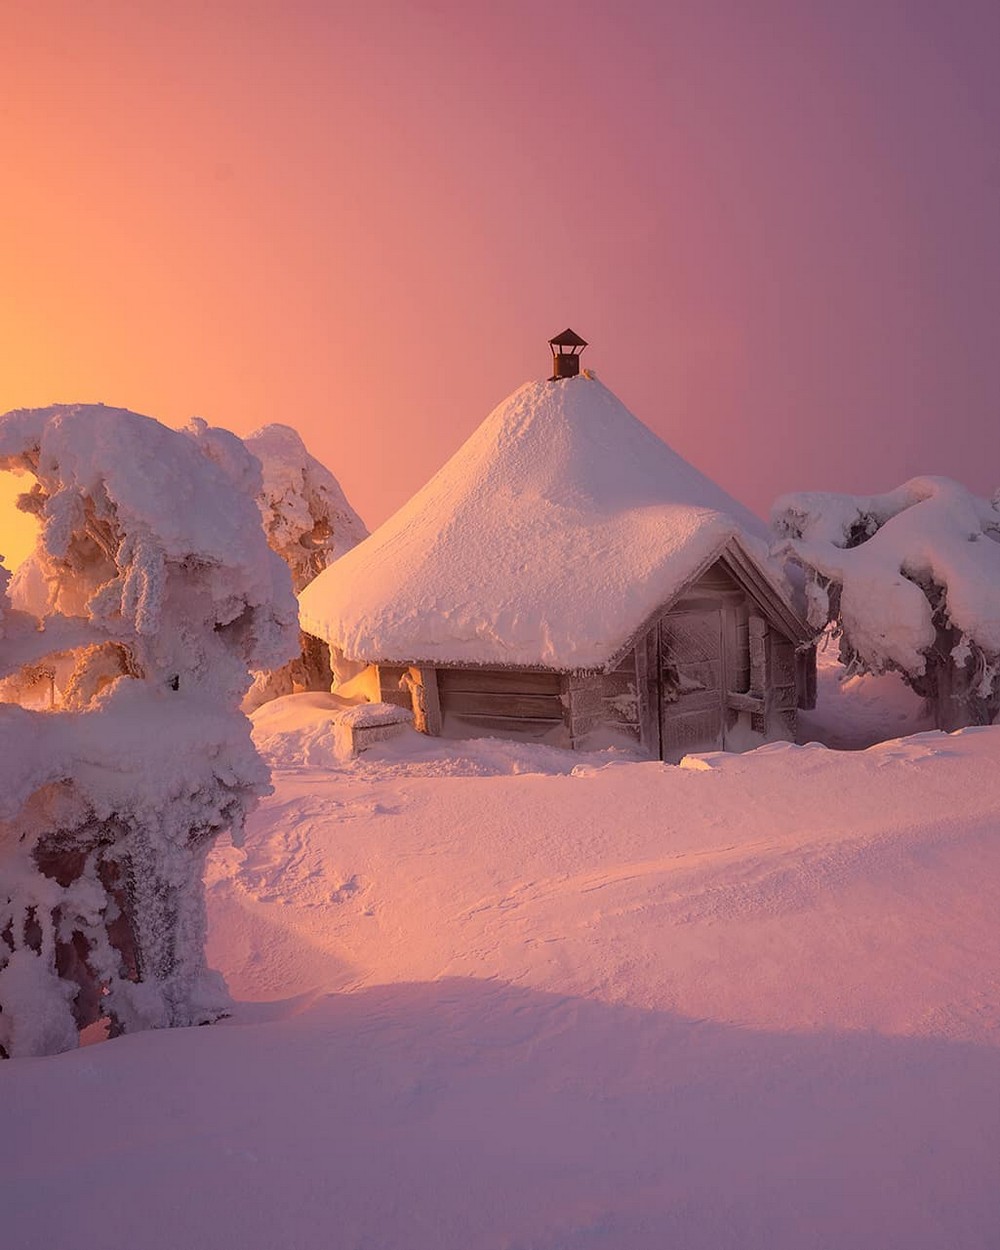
[[438, 714, 566, 742], [380, 551, 808, 756], [405, 666, 442, 735], [561, 653, 644, 749], [436, 667, 567, 742], [681, 561, 742, 593], [437, 669, 562, 696], [374, 664, 442, 733], [653, 579, 799, 758], [765, 633, 798, 740], [599, 666, 642, 740], [375, 664, 413, 711], [442, 690, 564, 719], [634, 626, 660, 757], [561, 672, 604, 746]]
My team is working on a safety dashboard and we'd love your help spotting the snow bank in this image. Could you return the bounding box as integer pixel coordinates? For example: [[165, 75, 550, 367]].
[[250, 692, 411, 768], [211, 724, 1000, 1040], [799, 632, 933, 749], [5, 725, 997, 1247], [300, 375, 780, 670]]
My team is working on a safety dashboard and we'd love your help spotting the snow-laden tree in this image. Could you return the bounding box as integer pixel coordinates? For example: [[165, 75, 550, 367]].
[[773, 477, 1000, 729], [239, 423, 368, 710], [0, 404, 298, 1057], [243, 423, 367, 591]]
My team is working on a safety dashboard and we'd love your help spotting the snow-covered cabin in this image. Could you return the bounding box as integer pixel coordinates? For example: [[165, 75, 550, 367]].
[[299, 350, 814, 761]]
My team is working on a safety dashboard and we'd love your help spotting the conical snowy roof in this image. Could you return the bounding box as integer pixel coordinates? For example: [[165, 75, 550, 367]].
[[299, 374, 777, 670]]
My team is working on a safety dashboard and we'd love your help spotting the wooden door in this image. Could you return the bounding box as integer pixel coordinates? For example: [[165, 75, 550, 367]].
[[659, 609, 725, 761]]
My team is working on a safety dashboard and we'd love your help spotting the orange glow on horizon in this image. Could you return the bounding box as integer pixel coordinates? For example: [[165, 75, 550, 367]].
[[0, 474, 39, 572], [2, 2, 998, 537]]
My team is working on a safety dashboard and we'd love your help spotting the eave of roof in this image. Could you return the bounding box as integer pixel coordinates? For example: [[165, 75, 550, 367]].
[[298, 376, 804, 671]]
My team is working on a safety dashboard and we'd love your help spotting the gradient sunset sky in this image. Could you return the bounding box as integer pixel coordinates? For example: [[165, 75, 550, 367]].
[[2, 1, 998, 565]]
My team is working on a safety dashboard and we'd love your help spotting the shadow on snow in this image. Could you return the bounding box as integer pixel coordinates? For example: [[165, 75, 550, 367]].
[[2, 977, 997, 1250]]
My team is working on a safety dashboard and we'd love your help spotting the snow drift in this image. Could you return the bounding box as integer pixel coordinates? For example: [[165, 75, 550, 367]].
[[4, 715, 997, 1248]]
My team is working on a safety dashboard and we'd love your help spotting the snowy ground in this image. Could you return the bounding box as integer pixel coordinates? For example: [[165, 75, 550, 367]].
[[799, 635, 935, 749], [3, 676, 998, 1250]]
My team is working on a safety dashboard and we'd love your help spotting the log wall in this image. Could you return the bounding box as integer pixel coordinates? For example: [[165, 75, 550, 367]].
[[560, 652, 645, 749], [764, 633, 798, 741], [374, 664, 412, 712], [379, 557, 805, 756], [436, 667, 568, 743]]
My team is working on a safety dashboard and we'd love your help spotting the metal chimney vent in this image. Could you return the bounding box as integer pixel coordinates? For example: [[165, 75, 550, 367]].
[[549, 328, 588, 380]]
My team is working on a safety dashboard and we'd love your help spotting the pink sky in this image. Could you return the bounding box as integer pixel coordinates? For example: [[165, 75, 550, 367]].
[[2, 0, 998, 561]]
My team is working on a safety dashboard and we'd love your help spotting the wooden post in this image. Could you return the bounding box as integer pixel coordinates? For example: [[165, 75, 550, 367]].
[[374, 665, 412, 711], [796, 646, 817, 710], [634, 627, 660, 758], [404, 666, 442, 736], [764, 632, 798, 741]]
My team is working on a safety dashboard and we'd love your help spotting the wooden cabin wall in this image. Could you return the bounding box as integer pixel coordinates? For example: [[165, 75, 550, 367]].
[[634, 627, 661, 755], [647, 562, 802, 760], [764, 632, 798, 741], [796, 646, 818, 711], [374, 664, 412, 712], [562, 561, 804, 760], [374, 664, 442, 734], [405, 667, 442, 735], [435, 667, 568, 743], [375, 556, 806, 756], [561, 651, 644, 749], [560, 672, 603, 745], [657, 574, 753, 759]]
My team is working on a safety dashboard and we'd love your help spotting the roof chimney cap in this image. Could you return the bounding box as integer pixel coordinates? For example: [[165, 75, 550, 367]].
[[549, 328, 588, 380]]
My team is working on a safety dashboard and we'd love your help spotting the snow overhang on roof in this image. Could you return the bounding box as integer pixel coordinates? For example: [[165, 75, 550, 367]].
[[298, 375, 802, 671]]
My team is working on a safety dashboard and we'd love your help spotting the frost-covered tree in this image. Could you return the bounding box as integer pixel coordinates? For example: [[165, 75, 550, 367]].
[[243, 423, 367, 591], [240, 423, 368, 709], [0, 404, 298, 1057], [773, 477, 1000, 730]]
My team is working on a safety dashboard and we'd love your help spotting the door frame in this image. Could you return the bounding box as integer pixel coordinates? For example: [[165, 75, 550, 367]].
[[655, 592, 760, 761]]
